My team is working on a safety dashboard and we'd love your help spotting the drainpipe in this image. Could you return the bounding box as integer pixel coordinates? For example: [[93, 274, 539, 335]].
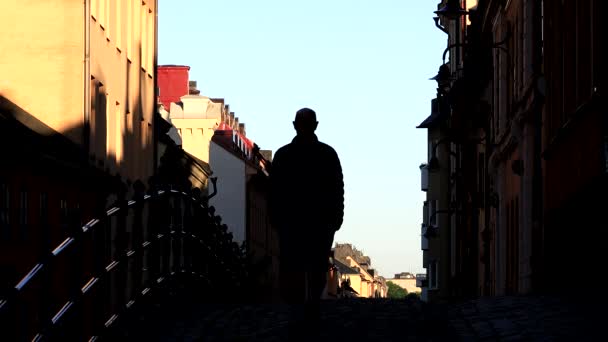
[[84, 0, 91, 156]]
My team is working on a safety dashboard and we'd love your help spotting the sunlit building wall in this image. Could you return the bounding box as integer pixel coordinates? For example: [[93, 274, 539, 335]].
[[0, 0, 157, 183]]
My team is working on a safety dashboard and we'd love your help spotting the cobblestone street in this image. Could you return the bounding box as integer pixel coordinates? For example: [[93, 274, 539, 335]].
[[113, 293, 605, 341]]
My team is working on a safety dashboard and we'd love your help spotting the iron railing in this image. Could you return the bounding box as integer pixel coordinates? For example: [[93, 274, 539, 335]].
[[0, 183, 246, 341]]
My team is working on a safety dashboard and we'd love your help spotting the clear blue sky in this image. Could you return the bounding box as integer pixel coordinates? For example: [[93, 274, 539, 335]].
[[158, 1, 446, 277]]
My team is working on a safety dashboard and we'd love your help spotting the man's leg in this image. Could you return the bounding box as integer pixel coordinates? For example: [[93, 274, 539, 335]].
[[302, 230, 335, 336], [279, 233, 309, 340], [311, 229, 335, 299]]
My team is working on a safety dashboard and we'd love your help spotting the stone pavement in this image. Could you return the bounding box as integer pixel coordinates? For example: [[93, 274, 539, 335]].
[[448, 295, 606, 341], [111, 294, 606, 341], [112, 295, 450, 341]]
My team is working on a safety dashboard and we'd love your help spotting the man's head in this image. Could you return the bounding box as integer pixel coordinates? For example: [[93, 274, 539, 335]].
[[293, 107, 318, 137]]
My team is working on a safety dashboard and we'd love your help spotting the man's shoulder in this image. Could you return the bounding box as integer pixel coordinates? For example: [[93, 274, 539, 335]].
[[274, 143, 292, 157], [316, 140, 339, 158]]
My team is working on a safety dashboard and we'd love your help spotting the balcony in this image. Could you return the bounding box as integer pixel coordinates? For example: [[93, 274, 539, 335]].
[[416, 273, 428, 288], [420, 164, 429, 191], [421, 224, 429, 250]]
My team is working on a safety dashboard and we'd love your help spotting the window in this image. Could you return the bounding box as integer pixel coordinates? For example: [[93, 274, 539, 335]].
[[562, 0, 575, 117], [127, 0, 133, 60], [126, 111, 133, 133], [116, 0, 122, 51], [147, 123, 152, 147], [97, 83, 107, 159], [141, 120, 149, 146], [99, 0, 106, 29], [91, 0, 98, 20], [134, 0, 140, 61], [429, 200, 437, 226], [115, 102, 123, 162], [147, 7, 153, 73], [19, 188, 28, 240], [501, 22, 511, 127], [105, 92, 111, 158], [1, 183, 10, 240], [429, 261, 438, 289], [492, 14, 503, 139], [60, 199, 69, 232], [506, 197, 519, 294], [38, 192, 49, 249], [575, 0, 592, 105], [39, 193, 48, 223], [105, 0, 111, 40], [423, 201, 428, 226], [90, 76, 97, 156], [477, 152, 485, 203], [140, 3, 150, 72]]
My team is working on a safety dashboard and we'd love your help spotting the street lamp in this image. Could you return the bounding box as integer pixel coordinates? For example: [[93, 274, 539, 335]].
[[434, 0, 468, 21]]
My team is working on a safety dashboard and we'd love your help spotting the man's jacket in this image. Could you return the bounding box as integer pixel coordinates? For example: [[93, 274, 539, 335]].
[[269, 134, 344, 233]]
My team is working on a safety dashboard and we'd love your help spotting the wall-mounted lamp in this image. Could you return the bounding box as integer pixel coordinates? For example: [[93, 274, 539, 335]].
[[428, 136, 487, 172], [430, 64, 451, 93], [433, 17, 448, 34], [422, 209, 456, 238], [442, 42, 468, 64], [427, 137, 460, 172], [434, 0, 468, 21]]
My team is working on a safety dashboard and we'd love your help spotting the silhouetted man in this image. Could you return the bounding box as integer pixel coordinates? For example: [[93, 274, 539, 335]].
[[269, 108, 344, 337]]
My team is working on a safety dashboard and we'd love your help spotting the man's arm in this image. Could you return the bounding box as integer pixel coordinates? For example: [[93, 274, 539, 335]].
[[268, 148, 284, 229], [331, 149, 344, 231]]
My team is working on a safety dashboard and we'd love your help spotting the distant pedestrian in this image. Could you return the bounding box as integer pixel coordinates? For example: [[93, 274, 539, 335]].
[[269, 107, 344, 338]]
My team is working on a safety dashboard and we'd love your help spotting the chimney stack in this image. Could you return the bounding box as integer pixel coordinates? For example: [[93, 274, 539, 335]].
[[188, 80, 200, 95], [238, 123, 246, 136]]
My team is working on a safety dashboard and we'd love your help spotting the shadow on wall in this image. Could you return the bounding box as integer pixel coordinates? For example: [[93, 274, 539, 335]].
[[0, 93, 154, 296]]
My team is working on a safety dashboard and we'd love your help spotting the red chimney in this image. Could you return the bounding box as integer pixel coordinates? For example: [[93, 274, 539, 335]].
[[157, 65, 190, 110]]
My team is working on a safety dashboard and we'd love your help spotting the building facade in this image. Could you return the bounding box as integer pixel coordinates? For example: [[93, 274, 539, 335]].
[[1, 0, 157, 182], [0, 1, 158, 337], [156, 65, 278, 299], [540, 0, 604, 293], [419, 0, 605, 301], [386, 272, 422, 294], [332, 243, 387, 298]]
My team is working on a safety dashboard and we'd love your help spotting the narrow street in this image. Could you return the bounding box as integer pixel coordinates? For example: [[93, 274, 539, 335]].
[[112, 293, 604, 341]]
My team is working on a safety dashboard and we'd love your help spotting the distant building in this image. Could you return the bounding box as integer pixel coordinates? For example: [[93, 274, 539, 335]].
[[386, 272, 421, 294], [332, 243, 388, 298], [333, 258, 361, 297], [156, 65, 277, 300]]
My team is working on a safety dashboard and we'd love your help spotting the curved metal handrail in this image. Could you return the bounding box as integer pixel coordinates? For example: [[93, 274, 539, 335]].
[[0, 185, 242, 340]]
